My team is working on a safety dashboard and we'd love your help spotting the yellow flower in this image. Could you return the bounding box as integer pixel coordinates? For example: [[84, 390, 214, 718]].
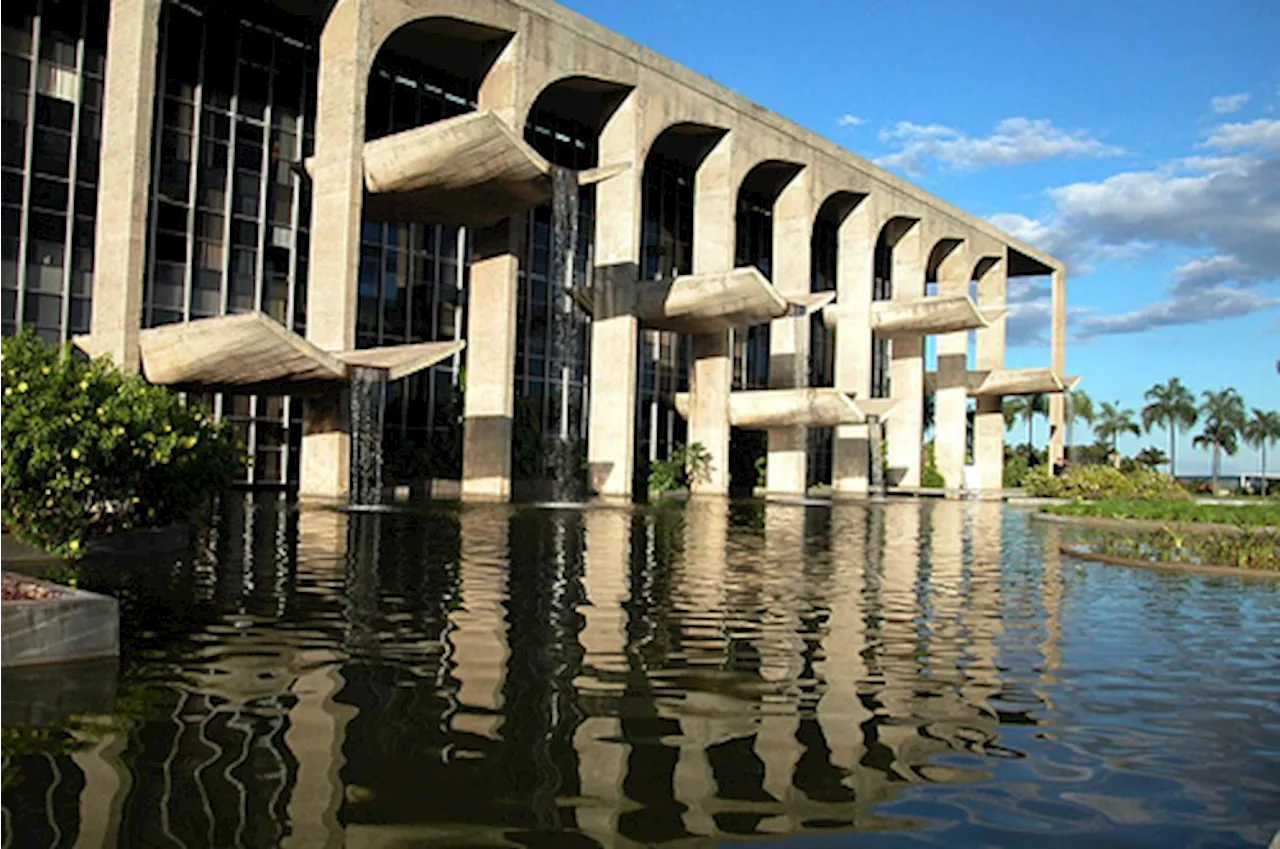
[[70, 448, 81, 460]]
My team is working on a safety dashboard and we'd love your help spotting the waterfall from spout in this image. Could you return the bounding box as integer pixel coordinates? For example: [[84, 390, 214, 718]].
[[868, 415, 887, 496], [546, 167, 586, 502], [349, 366, 388, 506]]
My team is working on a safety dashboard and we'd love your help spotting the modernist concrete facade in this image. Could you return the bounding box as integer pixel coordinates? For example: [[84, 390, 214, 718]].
[[3, 0, 1072, 501]]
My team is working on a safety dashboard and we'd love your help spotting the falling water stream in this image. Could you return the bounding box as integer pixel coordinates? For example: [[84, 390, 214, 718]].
[[546, 166, 585, 502], [348, 366, 388, 506]]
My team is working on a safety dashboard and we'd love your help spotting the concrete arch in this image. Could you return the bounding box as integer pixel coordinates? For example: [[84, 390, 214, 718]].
[[643, 121, 730, 170], [522, 74, 634, 168], [926, 238, 965, 284]]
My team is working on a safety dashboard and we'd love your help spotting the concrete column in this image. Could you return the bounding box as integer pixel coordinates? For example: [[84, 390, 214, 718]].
[[832, 206, 876, 496], [1048, 267, 1067, 465], [451, 506, 511, 740], [974, 260, 1007, 490], [886, 225, 925, 488], [89, 0, 162, 372], [688, 136, 735, 496], [299, 2, 371, 499], [934, 261, 970, 491], [765, 173, 812, 497], [587, 95, 642, 500], [283, 664, 356, 849], [462, 220, 522, 501]]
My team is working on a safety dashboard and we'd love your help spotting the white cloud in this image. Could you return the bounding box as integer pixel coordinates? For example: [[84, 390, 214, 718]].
[[1201, 118, 1280, 152], [990, 119, 1280, 343], [873, 117, 1124, 177], [1209, 92, 1250, 114], [836, 113, 866, 127]]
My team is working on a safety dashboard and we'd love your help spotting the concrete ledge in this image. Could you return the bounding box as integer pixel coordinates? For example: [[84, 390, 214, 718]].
[[1060, 544, 1280, 582], [2, 575, 119, 669]]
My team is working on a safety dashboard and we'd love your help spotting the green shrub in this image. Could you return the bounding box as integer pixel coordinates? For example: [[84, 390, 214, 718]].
[[648, 442, 712, 497], [1044, 498, 1279, 526], [922, 441, 945, 488], [1024, 462, 1185, 500], [1, 330, 242, 558], [1003, 454, 1031, 488]]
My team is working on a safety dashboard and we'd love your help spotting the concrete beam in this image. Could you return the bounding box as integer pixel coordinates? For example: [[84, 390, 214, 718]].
[[825, 293, 994, 336], [89, 0, 162, 373], [462, 219, 522, 502], [974, 259, 1007, 491], [886, 224, 926, 488], [673, 388, 894, 429], [1049, 268, 1068, 464], [832, 203, 877, 496], [357, 111, 553, 227], [633, 266, 791, 334]]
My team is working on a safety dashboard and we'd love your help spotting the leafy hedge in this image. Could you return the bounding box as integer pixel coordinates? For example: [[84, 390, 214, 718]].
[[2, 330, 242, 558], [1023, 463, 1185, 500], [1044, 498, 1280, 526]]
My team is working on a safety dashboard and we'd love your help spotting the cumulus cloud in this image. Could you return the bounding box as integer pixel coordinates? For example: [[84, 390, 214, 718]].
[[836, 113, 866, 127], [873, 117, 1124, 177], [1200, 118, 1280, 152], [1209, 92, 1250, 114], [989, 119, 1280, 344]]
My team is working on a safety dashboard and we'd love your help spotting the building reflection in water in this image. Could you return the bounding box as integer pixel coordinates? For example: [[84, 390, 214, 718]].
[[4, 495, 1063, 847]]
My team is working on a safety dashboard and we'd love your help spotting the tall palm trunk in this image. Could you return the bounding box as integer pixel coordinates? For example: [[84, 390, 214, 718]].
[[1026, 414, 1033, 459], [1169, 424, 1177, 478], [1212, 443, 1220, 493]]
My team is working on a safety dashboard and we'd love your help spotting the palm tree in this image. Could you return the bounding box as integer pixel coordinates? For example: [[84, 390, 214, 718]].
[[1242, 408, 1280, 494], [1134, 446, 1170, 470], [1191, 388, 1247, 493], [1003, 394, 1047, 458], [1141, 377, 1197, 477], [1094, 401, 1140, 459]]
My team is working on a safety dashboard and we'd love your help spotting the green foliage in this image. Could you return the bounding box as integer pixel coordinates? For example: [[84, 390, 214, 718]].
[[1045, 498, 1278, 526], [648, 442, 712, 496], [754, 455, 767, 489], [1003, 453, 1031, 488], [1131, 446, 1169, 470], [1095, 401, 1141, 452], [921, 441, 945, 488], [1072, 526, 1280, 571], [1, 330, 241, 558], [1023, 463, 1185, 500]]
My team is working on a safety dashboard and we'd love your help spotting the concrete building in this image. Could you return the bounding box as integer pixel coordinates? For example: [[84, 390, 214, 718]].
[[2, 0, 1072, 502]]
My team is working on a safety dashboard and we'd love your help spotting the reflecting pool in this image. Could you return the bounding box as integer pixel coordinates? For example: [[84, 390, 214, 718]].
[[3, 497, 1278, 847]]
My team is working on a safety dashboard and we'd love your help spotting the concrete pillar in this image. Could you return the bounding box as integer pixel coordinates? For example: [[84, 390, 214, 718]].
[[688, 136, 735, 496], [450, 506, 511, 740], [832, 206, 876, 496], [587, 95, 642, 500], [1048, 267, 1067, 465], [765, 173, 812, 497], [934, 259, 971, 490], [974, 260, 1007, 490], [70, 731, 130, 849], [299, 2, 371, 499], [90, 0, 162, 372], [461, 220, 522, 501], [283, 664, 356, 849], [886, 225, 925, 488]]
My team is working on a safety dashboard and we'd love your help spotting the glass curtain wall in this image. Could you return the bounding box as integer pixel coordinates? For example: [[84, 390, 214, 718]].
[[141, 0, 317, 487], [732, 190, 773, 390], [360, 54, 473, 484], [1, 0, 107, 344], [807, 215, 838, 487], [871, 232, 892, 399], [637, 152, 693, 494]]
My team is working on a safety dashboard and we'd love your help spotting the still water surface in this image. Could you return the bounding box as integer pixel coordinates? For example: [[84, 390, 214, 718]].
[[3, 497, 1278, 847]]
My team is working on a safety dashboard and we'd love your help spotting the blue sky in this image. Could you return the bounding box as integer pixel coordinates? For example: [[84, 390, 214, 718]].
[[563, 0, 1279, 476]]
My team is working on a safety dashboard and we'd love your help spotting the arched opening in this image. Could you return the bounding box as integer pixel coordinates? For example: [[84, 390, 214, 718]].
[[869, 216, 917, 400], [360, 18, 514, 488], [512, 76, 632, 494], [730, 159, 802, 494], [807, 191, 864, 488], [635, 122, 727, 496]]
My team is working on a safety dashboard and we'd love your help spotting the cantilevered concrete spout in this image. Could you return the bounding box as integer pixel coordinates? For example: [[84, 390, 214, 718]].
[[633, 267, 802, 334], [969, 367, 1079, 397], [357, 111, 554, 227], [673, 388, 897, 428], [75, 312, 464, 394], [823, 294, 993, 335]]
